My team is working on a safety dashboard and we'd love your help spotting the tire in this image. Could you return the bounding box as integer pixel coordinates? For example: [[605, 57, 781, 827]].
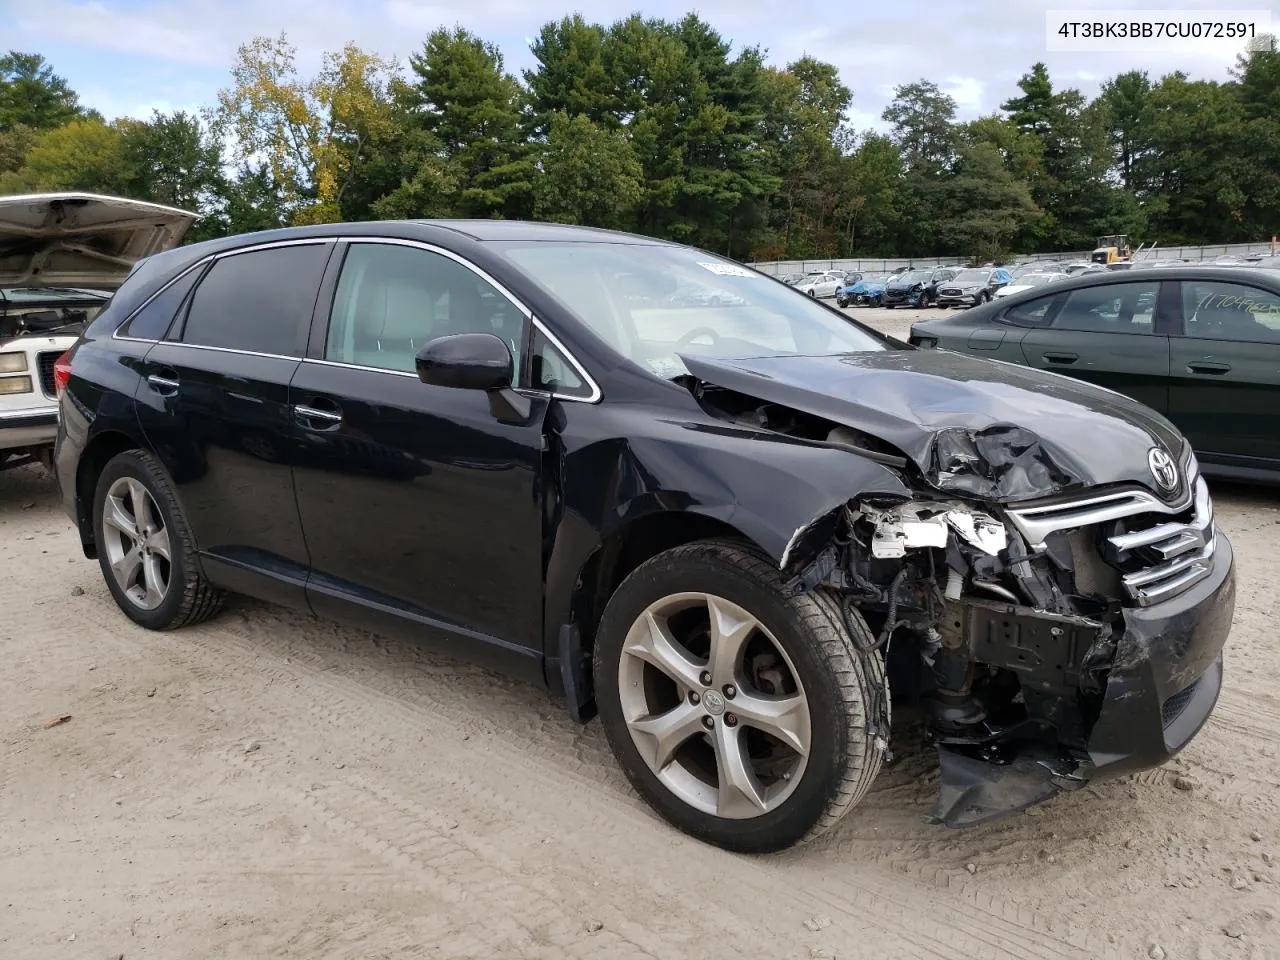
[[594, 538, 887, 853], [980, 291, 991, 304], [92, 449, 223, 631], [807, 289, 816, 298]]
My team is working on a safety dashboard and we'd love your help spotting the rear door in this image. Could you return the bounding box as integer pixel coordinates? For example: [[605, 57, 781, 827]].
[[1168, 276, 1280, 466], [1018, 278, 1171, 413], [134, 240, 334, 606], [953, 291, 1057, 358]]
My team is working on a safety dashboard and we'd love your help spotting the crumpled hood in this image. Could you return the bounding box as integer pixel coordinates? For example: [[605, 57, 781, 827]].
[[680, 349, 1187, 503]]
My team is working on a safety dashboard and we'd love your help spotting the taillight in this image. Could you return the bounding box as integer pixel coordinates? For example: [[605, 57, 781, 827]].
[[53, 350, 73, 395]]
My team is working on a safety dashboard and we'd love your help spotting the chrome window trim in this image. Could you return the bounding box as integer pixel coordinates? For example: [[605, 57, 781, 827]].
[[113, 238, 333, 346], [336, 237, 602, 404], [142, 340, 300, 363], [109, 234, 604, 404]]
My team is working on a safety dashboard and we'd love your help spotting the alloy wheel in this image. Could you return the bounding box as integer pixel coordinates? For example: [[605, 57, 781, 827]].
[[101, 477, 172, 610], [617, 592, 812, 819]]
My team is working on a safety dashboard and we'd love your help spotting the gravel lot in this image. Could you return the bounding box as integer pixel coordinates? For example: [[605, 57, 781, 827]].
[[2, 306, 1277, 960]]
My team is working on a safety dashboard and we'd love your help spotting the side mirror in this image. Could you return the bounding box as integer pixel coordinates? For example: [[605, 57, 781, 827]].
[[414, 333, 532, 424], [416, 332, 512, 391]]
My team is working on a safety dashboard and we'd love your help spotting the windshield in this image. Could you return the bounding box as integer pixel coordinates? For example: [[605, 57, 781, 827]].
[[953, 269, 990, 283], [1019, 274, 1061, 286], [899, 270, 932, 283], [498, 242, 888, 374]]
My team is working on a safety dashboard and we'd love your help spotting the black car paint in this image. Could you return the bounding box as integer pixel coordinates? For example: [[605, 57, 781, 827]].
[[680, 350, 1186, 502], [56, 222, 912, 682], [54, 220, 1233, 829]]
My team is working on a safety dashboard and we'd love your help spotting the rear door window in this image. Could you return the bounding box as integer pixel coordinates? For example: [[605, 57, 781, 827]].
[[179, 243, 331, 356], [1179, 279, 1280, 343], [1050, 282, 1159, 334]]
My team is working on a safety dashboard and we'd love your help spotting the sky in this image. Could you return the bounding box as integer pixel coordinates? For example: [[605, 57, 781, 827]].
[[1, 0, 1270, 131]]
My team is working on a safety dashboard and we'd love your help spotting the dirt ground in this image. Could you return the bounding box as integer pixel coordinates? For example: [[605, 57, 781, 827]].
[[2, 306, 1277, 960]]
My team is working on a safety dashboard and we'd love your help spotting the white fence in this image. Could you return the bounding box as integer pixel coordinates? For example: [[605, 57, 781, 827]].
[[747, 240, 1279, 276]]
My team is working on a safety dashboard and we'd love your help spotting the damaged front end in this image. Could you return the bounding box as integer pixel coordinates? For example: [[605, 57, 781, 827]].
[[682, 370, 1233, 827], [784, 459, 1232, 828]]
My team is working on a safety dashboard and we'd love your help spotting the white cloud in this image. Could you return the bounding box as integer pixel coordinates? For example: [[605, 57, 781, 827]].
[[943, 76, 985, 112]]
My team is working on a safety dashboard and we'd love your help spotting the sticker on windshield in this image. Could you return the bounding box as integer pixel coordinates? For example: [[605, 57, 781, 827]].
[[647, 356, 690, 379], [697, 261, 756, 278]]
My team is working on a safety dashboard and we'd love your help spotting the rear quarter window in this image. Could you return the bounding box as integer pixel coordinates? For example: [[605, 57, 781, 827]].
[[117, 265, 205, 340], [1000, 293, 1059, 327], [179, 243, 331, 356]]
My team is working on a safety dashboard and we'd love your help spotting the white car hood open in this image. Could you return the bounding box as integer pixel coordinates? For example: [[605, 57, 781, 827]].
[[0, 193, 198, 290]]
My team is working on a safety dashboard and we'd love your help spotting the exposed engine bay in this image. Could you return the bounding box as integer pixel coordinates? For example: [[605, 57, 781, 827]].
[[691, 380, 1213, 826]]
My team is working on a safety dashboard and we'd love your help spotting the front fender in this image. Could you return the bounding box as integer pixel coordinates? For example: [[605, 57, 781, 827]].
[[542, 402, 911, 661]]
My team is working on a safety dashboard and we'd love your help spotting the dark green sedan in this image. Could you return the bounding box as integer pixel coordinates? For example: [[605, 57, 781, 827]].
[[909, 266, 1280, 483]]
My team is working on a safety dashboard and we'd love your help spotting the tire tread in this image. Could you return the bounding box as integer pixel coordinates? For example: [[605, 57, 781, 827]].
[[598, 537, 888, 849], [96, 449, 223, 630]]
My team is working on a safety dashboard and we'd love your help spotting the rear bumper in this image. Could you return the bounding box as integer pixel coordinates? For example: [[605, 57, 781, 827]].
[[931, 532, 1234, 826], [0, 408, 59, 452]]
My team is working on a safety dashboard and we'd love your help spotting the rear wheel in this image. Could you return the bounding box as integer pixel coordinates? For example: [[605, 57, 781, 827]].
[[595, 539, 887, 853], [92, 450, 223, 630]]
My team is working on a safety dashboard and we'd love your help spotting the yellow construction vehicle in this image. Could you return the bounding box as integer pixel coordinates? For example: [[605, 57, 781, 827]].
[[1090, 235, 1134, 264]]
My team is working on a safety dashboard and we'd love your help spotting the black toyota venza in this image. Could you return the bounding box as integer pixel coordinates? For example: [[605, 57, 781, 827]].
[[53, 221, 1234, 853]]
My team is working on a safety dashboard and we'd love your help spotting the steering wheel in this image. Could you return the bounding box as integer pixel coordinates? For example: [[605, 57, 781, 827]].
[[674, 326, 722, 349]]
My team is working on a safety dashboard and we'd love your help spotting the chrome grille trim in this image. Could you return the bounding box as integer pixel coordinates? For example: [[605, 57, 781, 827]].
[[1005, 446, 1198, 548], [1004, 447, 1215, 608], [1111, 477, 1215, 607]]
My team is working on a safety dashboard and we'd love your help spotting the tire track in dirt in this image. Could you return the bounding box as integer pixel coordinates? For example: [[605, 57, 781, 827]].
[[89, 595, 1098, 960]]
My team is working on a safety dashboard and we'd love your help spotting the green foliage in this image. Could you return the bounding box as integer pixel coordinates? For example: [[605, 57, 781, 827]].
[[0, 52, 82, 131], [18, 118, 128, 192], [0, 31, 1277, 255], [533, 111, 642, 227], [405, 27, 532, 219]]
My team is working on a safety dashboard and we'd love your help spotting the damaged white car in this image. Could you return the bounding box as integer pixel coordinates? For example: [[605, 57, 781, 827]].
[[0, 193, 197, 475]]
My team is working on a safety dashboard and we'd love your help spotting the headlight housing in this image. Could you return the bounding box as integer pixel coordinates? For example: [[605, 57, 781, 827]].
[[0, 375, 34, 395], [0, 353, 28, 373]]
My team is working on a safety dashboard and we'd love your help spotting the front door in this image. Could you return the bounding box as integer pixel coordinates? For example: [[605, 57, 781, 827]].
[[1167, 276, 1280, 466], [290, 240, 548, 676], [1018, 278, 1171, 413]]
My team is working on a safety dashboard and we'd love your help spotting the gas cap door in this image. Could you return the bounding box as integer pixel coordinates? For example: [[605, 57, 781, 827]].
[[966, 328, 1006, 350]]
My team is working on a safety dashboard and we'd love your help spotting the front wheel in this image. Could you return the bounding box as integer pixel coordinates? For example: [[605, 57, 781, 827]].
[[594, 539, 887, 853]]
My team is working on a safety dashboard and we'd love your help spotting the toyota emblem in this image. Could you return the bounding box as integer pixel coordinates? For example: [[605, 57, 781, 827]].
[[1148, 447, 1179, 492]]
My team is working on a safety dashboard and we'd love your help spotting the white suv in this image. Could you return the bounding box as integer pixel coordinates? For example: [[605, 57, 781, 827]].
[[0, 193, 196, 474]]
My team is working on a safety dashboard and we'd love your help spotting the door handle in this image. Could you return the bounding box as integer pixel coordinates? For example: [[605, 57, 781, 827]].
[[1187, 361, 1231, 375], [293, 401, 343, 431], [1042, 352, 1078, 365], [146, 370, 180, 395]]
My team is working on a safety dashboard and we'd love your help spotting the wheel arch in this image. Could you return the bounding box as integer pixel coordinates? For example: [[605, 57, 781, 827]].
[[548, 506, 754, 723], [73, 428, 150, 558]]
